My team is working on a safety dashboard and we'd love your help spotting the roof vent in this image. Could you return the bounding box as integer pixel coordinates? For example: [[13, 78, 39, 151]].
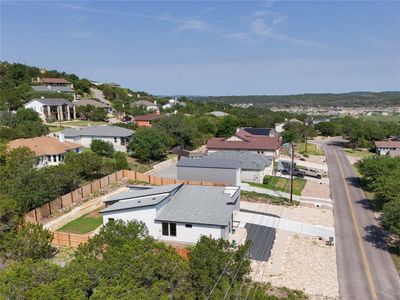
[[137, 200, 141, 203]]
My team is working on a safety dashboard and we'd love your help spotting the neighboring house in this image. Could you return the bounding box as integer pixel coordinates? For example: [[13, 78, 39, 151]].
[[177, 158, 241, 186], [375, 140, 400, 156], [207, 151, 273, 183], [275, 122, 285, 133], [207, 129, 281, 158], [133, 112, 161, 127], [8, 136, 82, 168], [162, 98, 183, 110], [101, 184, 240, 244], [73, 99, 113, 114], [37, 77, 73, 88], [388, 150, 400, 157], [209, 111, 229, 117], [60, 125, 134, 152], [24, 98, 77, 122], [134, 100, 160, 112], [242, 127, 278, 137], [31, 85, 74, 94]]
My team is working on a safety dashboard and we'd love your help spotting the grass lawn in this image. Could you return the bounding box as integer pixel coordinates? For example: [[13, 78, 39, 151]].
[[241, 190, 299, 206], [361, 114, 400, 123], [248, 176, 307, 196], [297, 142, 325, 156], [344, 148, 375, 158], [61, 120, 107, 127], [58, 209, 102, 234], [48, 125, 65, 133]]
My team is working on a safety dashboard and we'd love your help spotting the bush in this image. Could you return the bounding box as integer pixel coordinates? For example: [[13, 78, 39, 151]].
[[90, 139, 115, 158], [263, 176, 271, 184]]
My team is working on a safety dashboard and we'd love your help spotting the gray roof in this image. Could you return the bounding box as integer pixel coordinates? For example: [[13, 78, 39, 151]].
[[31, 85, 74, 93], [62, 125, 133, 138], [101, 184, 238, 226], [207, 151, 273, 171], [177, 157, 240, 169], [156, 185, 236, 226], [209, 111, 229, 117], [73, 99, 110, 108], [27, 98, 72, 106], [104, 184, 182, 203]]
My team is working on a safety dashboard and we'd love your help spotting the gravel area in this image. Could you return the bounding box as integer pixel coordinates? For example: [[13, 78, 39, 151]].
[[301, 180, 331, 199], [266, 234, 338, 299], [241, 201, 334, 227]]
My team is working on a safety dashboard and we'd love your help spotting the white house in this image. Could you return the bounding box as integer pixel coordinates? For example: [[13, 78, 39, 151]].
[[375, 140, 400, 156], [24, 98, 77, 122], [7, 136, 82, 168], [60, 125, 134, 152], [134, 100, 160, 112], [101, 184, 240, 244]]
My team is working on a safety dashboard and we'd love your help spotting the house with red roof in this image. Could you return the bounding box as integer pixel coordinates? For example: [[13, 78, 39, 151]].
[[133, 112, 161, 127], [207, 129, 281, 158]]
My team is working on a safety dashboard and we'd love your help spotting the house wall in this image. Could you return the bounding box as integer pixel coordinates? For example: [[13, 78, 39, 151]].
[[241, 169, 263, 183], [34, 148, 82, 168], [24, 101, 45, 121], [208, 149, 277, 157], [136, 120, 152, 127], [102, 206, 226, 244], [65, 136, 130, 152], [177, 166, 240, 186], [377, 147, 400, 156]]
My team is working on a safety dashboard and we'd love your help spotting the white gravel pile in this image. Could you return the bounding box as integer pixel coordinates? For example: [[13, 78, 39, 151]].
[[265, 235, 339, 299]]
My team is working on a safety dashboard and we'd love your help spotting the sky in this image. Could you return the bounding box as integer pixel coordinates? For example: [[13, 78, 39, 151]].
[[1, 0, 400, 96]]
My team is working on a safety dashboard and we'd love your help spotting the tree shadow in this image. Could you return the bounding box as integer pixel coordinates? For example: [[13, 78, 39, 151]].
[[363, 224, 390, 251]]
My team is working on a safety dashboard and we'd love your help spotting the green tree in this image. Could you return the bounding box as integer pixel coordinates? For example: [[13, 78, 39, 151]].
[[90, 139, 115, 158], [382, 199, 400, 235], [114, 151, 129, 170], [216, 115, 238, 137], [128, 127, 167, 162], [64, 152, 104, 180], [1, 223, 54, 261]]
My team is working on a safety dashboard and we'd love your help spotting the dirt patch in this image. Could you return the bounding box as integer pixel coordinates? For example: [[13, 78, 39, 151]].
[[301, 180, 331, 199], [87, 208, 101, 218]]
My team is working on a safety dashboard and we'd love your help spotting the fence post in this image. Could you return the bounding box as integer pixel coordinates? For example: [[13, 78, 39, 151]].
[[34, 209, 38, 223], [48, 202, 52, 215], [68, 233, 71, 247]]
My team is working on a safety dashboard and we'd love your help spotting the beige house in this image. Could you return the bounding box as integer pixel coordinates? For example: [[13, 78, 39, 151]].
[[24, 98, 77, 122]]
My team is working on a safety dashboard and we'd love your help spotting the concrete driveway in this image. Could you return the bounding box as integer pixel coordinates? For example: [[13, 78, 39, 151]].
[[151, 164, 177, 179]]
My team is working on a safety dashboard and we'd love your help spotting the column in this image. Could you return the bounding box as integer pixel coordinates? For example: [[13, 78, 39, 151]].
[[56, 106, 61, 121], [47, 105, 51, 122], [67, 105, 71, 121], [59, 105, 64, 121], [73, 105, 77, 120]]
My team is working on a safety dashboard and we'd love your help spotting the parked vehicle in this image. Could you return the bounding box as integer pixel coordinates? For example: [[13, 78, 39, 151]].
[[302, 167, 323, 179], [282, 168, 305, 178]]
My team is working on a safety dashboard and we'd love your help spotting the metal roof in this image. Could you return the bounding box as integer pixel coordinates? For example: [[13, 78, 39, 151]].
[[101, 194, 170, 212], [155, 185, 237, 226], [243, 127, 272, 136], [26, 98, 72, 106], [62, 125, 133, 138], [207, 151, 273, 171], [177, 157, 240, 169]]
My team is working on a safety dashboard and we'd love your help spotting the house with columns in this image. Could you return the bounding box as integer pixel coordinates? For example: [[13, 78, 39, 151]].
[[24, 98, 77, 122]]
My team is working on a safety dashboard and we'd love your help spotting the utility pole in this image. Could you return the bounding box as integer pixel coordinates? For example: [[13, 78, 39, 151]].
[[289, 142, 295, 203]]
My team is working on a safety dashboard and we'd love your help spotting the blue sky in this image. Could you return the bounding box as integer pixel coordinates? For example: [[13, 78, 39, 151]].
[[1, 0, 400, 95]]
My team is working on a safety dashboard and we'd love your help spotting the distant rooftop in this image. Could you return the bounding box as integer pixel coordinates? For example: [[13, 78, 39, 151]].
[[62, 125, 133, 138], [32, 85, 73, 93], [177, 157, 240, 169], [207, 151, 273, 170], [26, 98, 72, 106], [73, 99, 110, 108], [39, 78, 71, 84]]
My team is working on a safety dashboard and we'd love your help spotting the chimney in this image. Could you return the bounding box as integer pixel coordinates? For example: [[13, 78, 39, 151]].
[[59, 132, 65, 143]]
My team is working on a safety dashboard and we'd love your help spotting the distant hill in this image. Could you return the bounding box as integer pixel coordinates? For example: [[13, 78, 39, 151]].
[[190, 91, 400, 107]]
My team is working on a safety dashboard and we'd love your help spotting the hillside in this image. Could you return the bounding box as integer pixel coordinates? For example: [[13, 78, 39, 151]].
[[190, 91, 400, 107]]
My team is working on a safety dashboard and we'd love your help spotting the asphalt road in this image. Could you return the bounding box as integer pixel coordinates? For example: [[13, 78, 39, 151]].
[[323, 140, 400, 300]]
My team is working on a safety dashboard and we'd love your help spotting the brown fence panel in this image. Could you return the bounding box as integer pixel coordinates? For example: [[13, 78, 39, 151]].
[[71, 188, 82, 203], [187, 180, 202, 186], [91, 180, 100, 193], [100, 176, 109, 189], [175, 179, 188, 184], [109, 172, 117, 184], [24, 210, 38, 224], [213, 182, 226, 186], [136, 173, 150, 183], [152, 176, 163, 186], [124, 170, 137, 180], [116, 170, 124, 181], [161, 177, 175, 185], [81, 184, 92, 198], [53, 232, 70, 247], [50, 198, 62, 212], [38, 203, 51, 219], [61, 193, 73, 208], [69, 234, 90, 248], [201, 181, 214, 186]]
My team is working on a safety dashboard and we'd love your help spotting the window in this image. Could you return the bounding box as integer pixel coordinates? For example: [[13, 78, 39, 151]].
[[162, 223, 169, 236], [47, 155, 51, 162], [108, 218, 115, 222], [114, 137, 117, 143], [170, 223, 177, 236], [121, 137, 126, 145], [53, 155, 57, 162], [162, 222, 177, 236], [185, 224, 192, 228]]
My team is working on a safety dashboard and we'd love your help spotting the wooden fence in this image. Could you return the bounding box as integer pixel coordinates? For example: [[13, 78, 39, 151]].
[[52, 231, 190, 260], [25, 169, 226, 225]]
